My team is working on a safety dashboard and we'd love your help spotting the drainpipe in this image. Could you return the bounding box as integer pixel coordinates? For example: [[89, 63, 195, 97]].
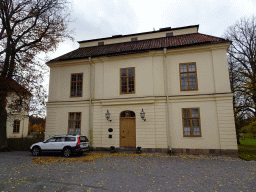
[[164, 48, 172, 153], [88, 57, 92, 146]]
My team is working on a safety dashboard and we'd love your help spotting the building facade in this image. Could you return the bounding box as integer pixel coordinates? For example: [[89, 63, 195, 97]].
[[45, 25, 238, 156]]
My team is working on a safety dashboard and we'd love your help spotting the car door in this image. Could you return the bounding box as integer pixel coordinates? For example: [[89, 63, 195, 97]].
[[55, 137, 66, 151], [40, 137, 56, 151]]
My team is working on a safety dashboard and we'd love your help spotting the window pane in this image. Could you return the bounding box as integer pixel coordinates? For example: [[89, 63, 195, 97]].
[[183, 109, 190, 118], [77, 82, 82, 96], [122, 86, 127, 93], [121, 78, 127, 85], [128, 77, 134, 92], [75, 129, 80, 134], [184, 119, 191, 135], [180, 64, 187, 72], [76, 113, 81, 120], [69, 113, 74, 120], [189, 73, 197, 89], [75, 121, 80, 128], [71, 75, 76, 81], [193, 119, 200, 135], [68, 129, 73, 134], [77, 74, 83, 81], [69, 121, 74, 129], [128, 68, 134, 76], [188, 64, 195, 72], [121, 69, 127, 76], [191, 109, 199, 117], [181, 74, 188, 90]]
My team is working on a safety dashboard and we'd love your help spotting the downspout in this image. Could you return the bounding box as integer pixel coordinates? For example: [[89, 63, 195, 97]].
[[164, 48, 172, 153], [88, 57, 93, 146]]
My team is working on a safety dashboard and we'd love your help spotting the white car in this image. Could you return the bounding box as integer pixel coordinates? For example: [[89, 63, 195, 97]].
[[30, 135, 90, 157]]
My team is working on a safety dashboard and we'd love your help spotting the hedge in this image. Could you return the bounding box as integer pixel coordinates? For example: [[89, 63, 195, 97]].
[[7, 137, 44, 151]]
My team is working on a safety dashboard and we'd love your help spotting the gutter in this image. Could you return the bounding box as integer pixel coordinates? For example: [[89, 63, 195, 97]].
[[164, 48, 172, 153], [88, 57, 92, 145]]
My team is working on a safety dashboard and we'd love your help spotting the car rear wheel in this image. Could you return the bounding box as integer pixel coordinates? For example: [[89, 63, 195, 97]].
[[32, 147, 41, 156], [63, 147, 72, 157]]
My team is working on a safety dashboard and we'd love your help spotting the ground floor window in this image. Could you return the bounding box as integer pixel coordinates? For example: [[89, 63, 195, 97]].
[[13, 120, 20, 133], [182, 108, 201, 137], [68, 112, 81, 134]]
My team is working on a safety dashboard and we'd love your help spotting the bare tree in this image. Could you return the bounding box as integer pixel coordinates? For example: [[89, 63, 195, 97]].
[[0, 0, 72, 150], [224, 16, 256, 142]]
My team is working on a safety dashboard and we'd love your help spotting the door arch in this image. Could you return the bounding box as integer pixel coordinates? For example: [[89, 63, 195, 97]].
[[120, 111, 136, 147]]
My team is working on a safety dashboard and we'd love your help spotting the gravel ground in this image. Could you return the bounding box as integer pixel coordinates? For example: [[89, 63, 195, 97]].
[[0, 151, 255, 192]]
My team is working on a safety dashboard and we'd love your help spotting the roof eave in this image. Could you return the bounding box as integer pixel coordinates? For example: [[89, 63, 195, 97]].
[[47, 40, 230, 64]]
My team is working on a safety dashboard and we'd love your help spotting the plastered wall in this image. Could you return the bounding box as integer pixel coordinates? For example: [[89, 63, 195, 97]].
[[46, 43, 237, 151]]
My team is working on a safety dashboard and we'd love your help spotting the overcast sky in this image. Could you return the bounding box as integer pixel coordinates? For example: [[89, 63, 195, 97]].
[[48, 0, 256, 60]]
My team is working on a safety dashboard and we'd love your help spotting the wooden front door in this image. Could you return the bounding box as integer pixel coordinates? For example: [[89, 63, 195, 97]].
[[120, 111, 136, 147]]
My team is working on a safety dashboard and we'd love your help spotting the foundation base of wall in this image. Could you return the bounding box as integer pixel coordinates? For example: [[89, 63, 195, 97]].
[[172, 148, 238, 157], [92, 147, 238, 157]]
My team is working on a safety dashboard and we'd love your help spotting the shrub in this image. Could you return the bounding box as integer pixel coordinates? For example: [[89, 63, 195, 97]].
[[7, 137, 44, 151]]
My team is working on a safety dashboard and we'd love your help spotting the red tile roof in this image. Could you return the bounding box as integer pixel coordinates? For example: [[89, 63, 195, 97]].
[[0, 77, 31, 96], [48, 33, 229, 63]]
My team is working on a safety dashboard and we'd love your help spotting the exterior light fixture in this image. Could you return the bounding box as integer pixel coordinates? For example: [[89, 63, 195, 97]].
[[140, 108, 146, 121], [105, 109, 112, 122]]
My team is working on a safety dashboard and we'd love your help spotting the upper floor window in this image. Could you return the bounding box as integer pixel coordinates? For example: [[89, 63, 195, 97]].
[[70, 73, 83, 97], [98, 41, 104, 45], [180, 63, 198, 91], [120, 67, 135, 94], [131, 37, 137, 41], [68, 112, 81, 135], [166, 32, 173, 37], [182, 108, 201, 137], [13, 120, 20, 133]]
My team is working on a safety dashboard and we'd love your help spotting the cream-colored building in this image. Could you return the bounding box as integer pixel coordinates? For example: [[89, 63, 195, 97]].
[[3, 78, 30, 138], [46, 25, 238, 156]]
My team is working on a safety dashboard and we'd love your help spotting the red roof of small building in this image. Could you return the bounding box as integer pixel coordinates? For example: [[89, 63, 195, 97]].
[[0, 77, 31, 96], [48, 33, 229, 63]]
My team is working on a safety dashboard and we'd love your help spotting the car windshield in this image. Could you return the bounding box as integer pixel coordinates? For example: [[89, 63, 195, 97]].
[[79, 136, 89, 142]]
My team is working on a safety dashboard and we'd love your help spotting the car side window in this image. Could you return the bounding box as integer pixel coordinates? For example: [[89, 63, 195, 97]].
[[56, 137, 65, 142], [65, 137, 76, 142], [47, 138, 56, 142]]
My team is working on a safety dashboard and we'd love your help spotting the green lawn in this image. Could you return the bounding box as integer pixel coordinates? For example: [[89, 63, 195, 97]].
[[238, 138, 256, 161]]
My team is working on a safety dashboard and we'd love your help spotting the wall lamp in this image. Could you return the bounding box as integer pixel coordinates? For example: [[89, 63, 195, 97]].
[[105, 109, 112, 122], [140, 108, 146, 121]]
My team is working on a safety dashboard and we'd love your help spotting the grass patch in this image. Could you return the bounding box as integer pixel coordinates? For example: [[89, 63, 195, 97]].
[[238, 138, 256, 161], [239, 138, 256, 145]]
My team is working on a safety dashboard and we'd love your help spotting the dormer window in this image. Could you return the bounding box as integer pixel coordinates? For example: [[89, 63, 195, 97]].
[[98, 42, 104, 46], [166, 32, 173, 37], [131, 37, 137, 41]]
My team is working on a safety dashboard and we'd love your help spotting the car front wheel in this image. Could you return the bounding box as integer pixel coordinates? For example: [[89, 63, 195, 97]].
[[63, 147, 72, 157], [32, 147, 41, 156]]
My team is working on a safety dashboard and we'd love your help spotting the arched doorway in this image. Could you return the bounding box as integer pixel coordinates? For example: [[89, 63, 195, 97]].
[[120, 111, 136, 147]]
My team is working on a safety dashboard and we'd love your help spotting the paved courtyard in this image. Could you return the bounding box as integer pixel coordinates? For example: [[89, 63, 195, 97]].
[[0, 151, 255, 192]]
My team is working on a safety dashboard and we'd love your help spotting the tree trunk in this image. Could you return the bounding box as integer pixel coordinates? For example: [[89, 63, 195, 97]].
[[0, 97, 8, 150]]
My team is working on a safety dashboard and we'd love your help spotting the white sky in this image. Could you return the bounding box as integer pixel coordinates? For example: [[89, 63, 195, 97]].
[[48, 0, 256, 60]]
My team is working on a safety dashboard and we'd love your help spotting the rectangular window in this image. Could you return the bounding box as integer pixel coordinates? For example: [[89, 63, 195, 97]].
[[131, 37, 137, 41], [13, 120, 20, 133], [120, 67, 135, 94], [70, 73, 83, 97], [182, 108, 201, 137], [68, 112, 81, 135], [180, 63, 198, 91], [166, 32, 173, 37]]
